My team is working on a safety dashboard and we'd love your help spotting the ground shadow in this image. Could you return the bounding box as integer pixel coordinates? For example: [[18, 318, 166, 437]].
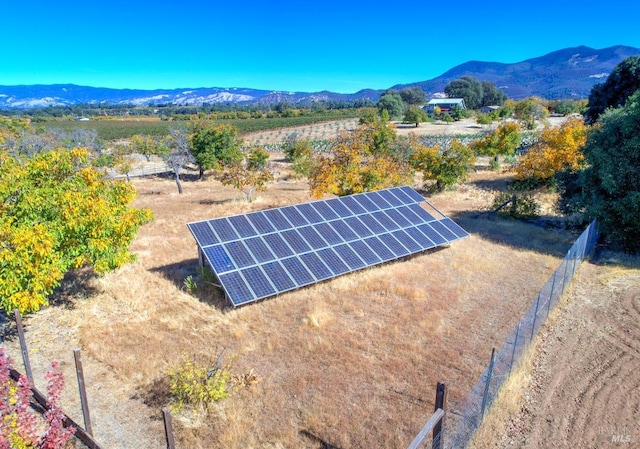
[[299, 430, 342, 449], [149, 260, 231, 311], [450, 210, 580, 257]]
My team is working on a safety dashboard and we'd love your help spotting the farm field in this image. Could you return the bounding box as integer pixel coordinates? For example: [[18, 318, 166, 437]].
[[3, 116, 628, 449]]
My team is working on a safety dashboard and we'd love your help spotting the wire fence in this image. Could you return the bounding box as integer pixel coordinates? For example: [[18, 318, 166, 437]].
[[445, 220, 600, 448]]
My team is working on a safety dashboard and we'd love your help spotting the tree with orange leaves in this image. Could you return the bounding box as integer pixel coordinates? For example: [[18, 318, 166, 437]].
[[515, 117, 587, 184]]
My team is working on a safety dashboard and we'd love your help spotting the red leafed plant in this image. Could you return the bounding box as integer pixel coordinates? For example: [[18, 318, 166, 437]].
[[0, 348, 76, 449]]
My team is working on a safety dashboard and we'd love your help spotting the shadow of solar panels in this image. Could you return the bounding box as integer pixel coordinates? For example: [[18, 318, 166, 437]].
[[188, 186, 469, 307]]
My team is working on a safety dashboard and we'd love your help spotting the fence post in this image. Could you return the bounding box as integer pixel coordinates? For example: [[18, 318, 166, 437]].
[[74, 349, 93, 436], [432, 382, 447, 449], [14, 309, 33, 383], [480, 348, 496, 420], [530, 293, 541, 343], [561, 248, 572, 294], [509, 321, 521, 376], [163, 407, 176, 449], [547, 273, 557, 316]]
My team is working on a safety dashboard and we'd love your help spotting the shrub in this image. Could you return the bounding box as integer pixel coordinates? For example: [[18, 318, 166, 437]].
[[168, 353, 231, 412], [491, 191, 540, 220]]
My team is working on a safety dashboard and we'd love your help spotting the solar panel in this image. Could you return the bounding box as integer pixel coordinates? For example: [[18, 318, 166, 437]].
[[188, 186, 468, 307]]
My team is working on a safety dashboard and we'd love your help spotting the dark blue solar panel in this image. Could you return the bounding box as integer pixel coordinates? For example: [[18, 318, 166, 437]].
[[314, 222, 343, 245], [328, 220, 358, 242], [281, 229, 312, 253], [344, 216, 373, 237], [300, 252, 333, 280], [353, 193, 380, 212], [391, 229, 421, 253], [280, 206, 308, 227], [408, 204, 436, 222], [297, 226, 328, 250], [263, 233, 294, 258], [219, 272, 254, 305], [371, 210, 399, 231], [396, 205, 424, 225], [367, 191, 392, 209], [241, 266, 276, 299], [296, 203, 324, 224], [333, 244, 366, 270], [405, 226, 436, 249], [224, 241, 255, 268], [341, 196, 366, 217], [227, 214, 257, 238], [262, 261, 296, 292], [203, 245, 235, 273], [388, 187, 414, 205], [246, 211, 275, 234], [189, 221, 219, 247], [430, 220, 457, 241], [441, 217, 470, 239], [385, 208, 412, 228], [325, 198, 353, 217], [364, 236, 395, 262], [399, 186, 425, 203], [349, 240, 381, 265], [417, 223, 447, 246], [311, 201, 339, 220], [281, 257, 315, 286], [189, 186, 468, 307], [379, 233, 410, 257], [209, 218, 238, 242], [317, 248, 349, 275], [263, 209, 293, 230], [378, 189, 404, 207], [244, 237, 276, 263], [359, 214, 386, 234]]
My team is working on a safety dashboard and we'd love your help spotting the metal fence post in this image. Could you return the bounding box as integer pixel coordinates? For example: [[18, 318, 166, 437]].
[[14, 309, 33, 383], [480, 348, 496, 420], [547, 273, 557, 316], [530, 293, 541, 343], [432, 382, 447, 449], [163, 407, 176, 449], [509, 321, 521, 375]]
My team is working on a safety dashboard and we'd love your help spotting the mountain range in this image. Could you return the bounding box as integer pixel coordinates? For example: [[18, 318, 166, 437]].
[[1, 45, 638, 109]]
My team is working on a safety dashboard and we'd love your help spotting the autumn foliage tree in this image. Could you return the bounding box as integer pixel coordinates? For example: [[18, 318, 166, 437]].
[[515, 117, 587, 184], [0, 147, 153, 313], [472, 121, 522, 164], [220, 147, 273, 202], [309, 121, 412, 197], [410, 138, 475, 191]]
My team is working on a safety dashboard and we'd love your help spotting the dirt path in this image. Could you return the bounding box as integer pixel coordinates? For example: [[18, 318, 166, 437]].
[[495, 259, 640, 448]]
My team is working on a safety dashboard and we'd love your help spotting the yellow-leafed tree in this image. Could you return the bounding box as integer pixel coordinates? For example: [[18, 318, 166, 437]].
[[309, 121, 413, 197], [0, 147, 153, 313], [515, 117, 587, 182]]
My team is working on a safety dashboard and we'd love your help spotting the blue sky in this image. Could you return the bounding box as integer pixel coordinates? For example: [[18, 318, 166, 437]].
[[3, 0, 639, 93]]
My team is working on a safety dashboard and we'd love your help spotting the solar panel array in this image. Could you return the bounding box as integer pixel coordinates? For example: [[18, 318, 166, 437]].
[[187, 186, 468, 307]]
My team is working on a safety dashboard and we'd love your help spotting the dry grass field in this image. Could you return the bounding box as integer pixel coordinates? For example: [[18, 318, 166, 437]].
[[3, 119, 601, 448]]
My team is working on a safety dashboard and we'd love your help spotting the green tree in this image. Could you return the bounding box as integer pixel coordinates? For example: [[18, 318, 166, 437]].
[[220, 147, 273, 202], [560, 90, 640, 252], [481, 81, 507, 106], [283, 135, 315, 177], [514, 97, 548, 129], [130, 134, 169, 161], [404, 105, 429, 127], [472, 121, 522, 164], [0, 148, 153, 313], [444, 76, 483, 109], [399, 87, 426, 105], [190, 121, 243, 179], [410, 138, 475, 192], [584, 56, 640, 124], [376, 92, 406, 119]]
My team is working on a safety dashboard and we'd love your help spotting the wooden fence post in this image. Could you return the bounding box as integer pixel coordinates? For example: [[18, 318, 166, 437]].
[[432, 382, 447, 449], [14, 309, 33, 383], [163, 407, 176, 449], [74, 349, 93, 436]]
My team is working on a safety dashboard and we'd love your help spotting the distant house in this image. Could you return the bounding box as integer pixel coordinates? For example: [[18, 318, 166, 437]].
[[481, 105, 500, 114], [424, 98, 466, 114]]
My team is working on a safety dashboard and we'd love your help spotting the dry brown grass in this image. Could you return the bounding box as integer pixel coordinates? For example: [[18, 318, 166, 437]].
[[3, 150, 581, 448]]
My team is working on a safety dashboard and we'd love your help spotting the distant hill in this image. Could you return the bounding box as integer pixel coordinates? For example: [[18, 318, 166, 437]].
[[1, 45, 639, 109], [393, 45, 640, 100]]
